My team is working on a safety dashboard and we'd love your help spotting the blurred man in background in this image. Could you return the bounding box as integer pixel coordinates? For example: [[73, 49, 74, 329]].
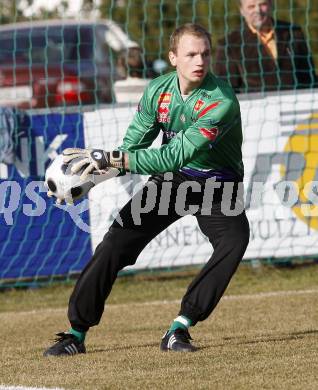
[[214, 0, 317, 93]]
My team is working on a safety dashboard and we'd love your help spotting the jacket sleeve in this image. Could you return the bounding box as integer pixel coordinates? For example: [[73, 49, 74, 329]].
[[118, 85, 161, 152], [128, 99, 240, 174]]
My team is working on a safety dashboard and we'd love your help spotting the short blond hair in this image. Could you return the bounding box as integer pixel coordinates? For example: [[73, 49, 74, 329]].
[[169, 23, 212, 54]]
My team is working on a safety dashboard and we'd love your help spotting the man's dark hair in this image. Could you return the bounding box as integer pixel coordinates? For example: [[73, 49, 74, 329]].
[[169, 23, 212, 54]]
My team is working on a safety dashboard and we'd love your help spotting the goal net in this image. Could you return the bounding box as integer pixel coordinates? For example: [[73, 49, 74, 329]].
[[0, 0, 317, 286]]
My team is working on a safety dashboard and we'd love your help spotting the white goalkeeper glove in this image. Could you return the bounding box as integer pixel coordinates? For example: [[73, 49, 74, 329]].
[[63, 148, 126, 180]]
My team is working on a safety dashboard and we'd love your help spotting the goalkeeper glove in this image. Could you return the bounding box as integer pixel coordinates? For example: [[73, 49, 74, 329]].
[[63, 148, 125, 180]]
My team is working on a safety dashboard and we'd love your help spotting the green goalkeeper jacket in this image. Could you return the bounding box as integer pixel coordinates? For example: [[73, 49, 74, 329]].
[[119, 71, 244, 180]]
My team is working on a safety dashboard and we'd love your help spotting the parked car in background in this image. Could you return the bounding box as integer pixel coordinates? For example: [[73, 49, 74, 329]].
[[0, 19, 141, 109]]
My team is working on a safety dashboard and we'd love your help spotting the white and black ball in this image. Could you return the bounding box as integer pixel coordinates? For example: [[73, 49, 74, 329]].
[[45, 154, 95, 203]]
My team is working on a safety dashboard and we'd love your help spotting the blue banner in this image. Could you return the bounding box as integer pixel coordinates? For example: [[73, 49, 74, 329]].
[[0, 112, 92, 281]]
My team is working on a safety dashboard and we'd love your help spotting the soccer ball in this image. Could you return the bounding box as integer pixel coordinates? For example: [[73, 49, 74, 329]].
[[45, 154, 95, 203]]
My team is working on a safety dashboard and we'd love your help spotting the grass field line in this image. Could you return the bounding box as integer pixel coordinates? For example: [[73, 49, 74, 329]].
[[1, 287, 318, 317]]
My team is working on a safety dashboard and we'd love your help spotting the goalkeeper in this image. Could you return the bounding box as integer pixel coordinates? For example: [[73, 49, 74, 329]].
[[44, 23, 249, 356]]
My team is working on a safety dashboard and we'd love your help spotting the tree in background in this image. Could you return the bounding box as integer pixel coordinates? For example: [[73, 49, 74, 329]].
[[0, 0, 26, 23], [99, 1, 225, 64], [0, 0, 70, 22]]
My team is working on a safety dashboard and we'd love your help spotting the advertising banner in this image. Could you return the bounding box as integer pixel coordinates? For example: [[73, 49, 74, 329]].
[[1, 88, 318, 281]]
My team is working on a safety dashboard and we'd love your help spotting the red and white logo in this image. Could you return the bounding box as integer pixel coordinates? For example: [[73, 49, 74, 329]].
[[199, 127, 219, 141], [158, 93, 172, 104], [194, 99, 204, 111], [158, 106, 169, 115], [157, 92, 172, 123]]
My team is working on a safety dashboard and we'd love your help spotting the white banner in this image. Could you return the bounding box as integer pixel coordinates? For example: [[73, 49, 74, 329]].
[[84, 89, 318, 268]]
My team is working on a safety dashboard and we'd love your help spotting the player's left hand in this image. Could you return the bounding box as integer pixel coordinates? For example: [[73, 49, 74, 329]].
[[63, 148, 125, 180]]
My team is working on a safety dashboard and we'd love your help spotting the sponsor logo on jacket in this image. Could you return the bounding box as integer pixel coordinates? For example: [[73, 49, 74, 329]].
[[194, 99, 204, 111], [201, 92, 212, 99], [162, 130, 177, 145], [158, 93, 172, 104], [157, 92, 172, 123], [165, 130, 177, 140]]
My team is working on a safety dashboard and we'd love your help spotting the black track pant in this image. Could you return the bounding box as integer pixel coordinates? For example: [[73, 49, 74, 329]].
[[68, 173, 250, 331]]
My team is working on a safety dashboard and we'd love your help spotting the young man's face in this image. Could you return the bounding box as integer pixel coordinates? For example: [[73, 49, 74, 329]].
[[169, 33, 211, 93], [240, 0, 272, 30]]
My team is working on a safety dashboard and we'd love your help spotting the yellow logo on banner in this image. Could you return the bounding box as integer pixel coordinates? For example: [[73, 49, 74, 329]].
[[282, 113, 318, 229]]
